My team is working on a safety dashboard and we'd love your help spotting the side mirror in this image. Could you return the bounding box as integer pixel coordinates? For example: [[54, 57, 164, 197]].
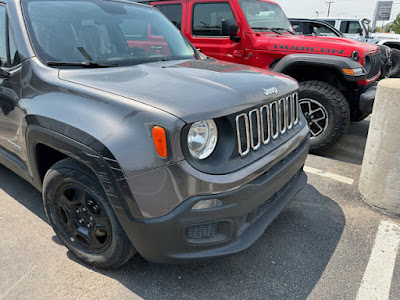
[[221, 19, 241, 42], [357, 27, 363, 35], [0, 59, 9, 79], [0, 69, 9, 78]]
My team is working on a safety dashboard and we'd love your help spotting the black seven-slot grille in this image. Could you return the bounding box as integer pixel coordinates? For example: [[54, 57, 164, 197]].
[[366, 52, 380, 79], [235, 93, 300, 157]]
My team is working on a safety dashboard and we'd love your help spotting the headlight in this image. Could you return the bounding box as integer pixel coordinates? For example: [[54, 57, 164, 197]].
[[187, 119, 218, 160], [342, 67, 365, 76]]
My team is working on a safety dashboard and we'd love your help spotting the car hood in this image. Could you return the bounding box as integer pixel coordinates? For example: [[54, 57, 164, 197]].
[[266, 34, 379, 57], [58, 59, 298, 123]]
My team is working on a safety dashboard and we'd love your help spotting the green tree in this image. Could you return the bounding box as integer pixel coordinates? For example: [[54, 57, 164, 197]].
[[392, 13, 400, 34], [383, 23, 392, 33]]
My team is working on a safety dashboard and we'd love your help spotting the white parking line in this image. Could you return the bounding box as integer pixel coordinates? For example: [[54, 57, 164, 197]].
[[303, 166, 354, 185], [356, 220, 400, 300]]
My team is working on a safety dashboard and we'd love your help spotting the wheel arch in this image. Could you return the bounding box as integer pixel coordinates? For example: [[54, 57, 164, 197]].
[[25, 117, 144, 221], [378, 41, 400, 50], [271, 54, 364, 90]]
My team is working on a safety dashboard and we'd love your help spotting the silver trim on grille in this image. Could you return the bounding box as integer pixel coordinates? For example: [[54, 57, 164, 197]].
[[270, 101, 279, 140], [249, 109, 261, 150], [294, 93, 299, 125], [260, 104, 271, 145], [286, 95, 293, 130], [236, 92, 300, 157], [279, 98, 287, 135], [236, 113, 250, 157]]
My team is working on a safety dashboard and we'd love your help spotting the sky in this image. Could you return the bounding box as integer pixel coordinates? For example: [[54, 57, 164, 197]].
[[277, 0, 400, 23]]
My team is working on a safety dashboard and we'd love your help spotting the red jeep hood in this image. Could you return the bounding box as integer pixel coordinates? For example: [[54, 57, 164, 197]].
[[265, 34, 379, 58]]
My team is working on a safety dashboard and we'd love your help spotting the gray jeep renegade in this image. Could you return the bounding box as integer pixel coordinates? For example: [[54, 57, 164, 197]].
[[0, 0, 309, 268]]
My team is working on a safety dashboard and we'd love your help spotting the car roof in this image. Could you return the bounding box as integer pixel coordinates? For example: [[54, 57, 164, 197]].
[[315, 17, 360, 21]]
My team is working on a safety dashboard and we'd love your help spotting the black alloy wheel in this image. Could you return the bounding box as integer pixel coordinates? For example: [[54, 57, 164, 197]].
[[43, 158, 136, 268], [56, 185, 112, 253]]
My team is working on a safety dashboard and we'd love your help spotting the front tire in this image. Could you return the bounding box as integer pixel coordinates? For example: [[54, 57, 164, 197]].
[[299, 81, 350, 153], [43, 158, 136, 268], [388, 48, 400, 78]]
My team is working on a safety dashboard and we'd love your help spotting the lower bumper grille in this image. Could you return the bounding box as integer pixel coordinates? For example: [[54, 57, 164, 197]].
[[237, 173, 297, 235], [187, 223, 218, 240]]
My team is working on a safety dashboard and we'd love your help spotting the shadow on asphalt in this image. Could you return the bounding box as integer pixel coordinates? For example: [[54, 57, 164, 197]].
[[0, 164, 46, 222], [318, 119, 370, 165], [1, 165, 345, 299]]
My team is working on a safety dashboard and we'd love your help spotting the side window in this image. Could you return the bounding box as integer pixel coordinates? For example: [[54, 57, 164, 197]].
[[8, 22, 20, 67], [340, 21, 361, 34], [325, 21, 335, 27], [192, 2, 237, 36], [155, 4, 183, 30], [0, 6, 20, 68], [0, 6, 7, 67], [291, 22, 303, 35], [311, 23, 337, 37]]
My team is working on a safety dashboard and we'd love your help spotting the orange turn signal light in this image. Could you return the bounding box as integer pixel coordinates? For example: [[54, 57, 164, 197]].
[[152, 126, 168, 158], [342, 68, 355, 75]]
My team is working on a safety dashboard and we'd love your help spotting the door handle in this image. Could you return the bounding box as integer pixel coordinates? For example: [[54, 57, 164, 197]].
[[151, 46, 163, 50]]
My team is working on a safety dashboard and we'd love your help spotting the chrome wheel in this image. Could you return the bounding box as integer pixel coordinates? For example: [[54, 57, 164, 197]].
[[300, 98, 329, 138]]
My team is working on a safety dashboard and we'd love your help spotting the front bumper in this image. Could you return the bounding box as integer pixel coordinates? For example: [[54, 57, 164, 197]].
[[359, 84, 377, 115], [121, 137, 309, 263]]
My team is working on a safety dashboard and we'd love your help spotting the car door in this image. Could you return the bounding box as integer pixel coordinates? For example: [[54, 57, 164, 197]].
[[187, 0, 245, 63], [0, 4, 25, 165]]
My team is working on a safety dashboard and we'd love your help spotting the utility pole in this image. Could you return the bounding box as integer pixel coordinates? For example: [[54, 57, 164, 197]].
[[326, 1, 334, 17]]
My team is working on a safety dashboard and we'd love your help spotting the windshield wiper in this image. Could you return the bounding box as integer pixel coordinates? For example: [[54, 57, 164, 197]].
[[47, 61, 117, 68], [270, 27, 295, 35], [47, 47, 117, 68], [251, 27, 282, 35]]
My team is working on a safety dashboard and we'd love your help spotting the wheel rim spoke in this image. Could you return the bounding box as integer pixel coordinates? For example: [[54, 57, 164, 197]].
[[93, 213, 108, 225], [300, 98, 329, 139], [56, 184, 112, 252], [59, 192, 80, 209]]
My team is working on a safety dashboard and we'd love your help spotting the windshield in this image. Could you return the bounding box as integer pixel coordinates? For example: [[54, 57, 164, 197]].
[[22, 0, 196, 67], [238, 0, 293, 33]]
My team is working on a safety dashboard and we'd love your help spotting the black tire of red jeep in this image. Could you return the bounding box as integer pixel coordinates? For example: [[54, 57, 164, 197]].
[[389, 48, 400, 78], [299, 81, 350, 153], [43, 158, 136, 268]]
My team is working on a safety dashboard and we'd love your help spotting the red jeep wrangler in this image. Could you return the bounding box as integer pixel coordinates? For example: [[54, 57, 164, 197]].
[[140, 0, 382, 152]]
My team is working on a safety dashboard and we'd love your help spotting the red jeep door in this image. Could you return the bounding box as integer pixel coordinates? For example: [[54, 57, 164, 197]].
[[186, 0, 245, 63]]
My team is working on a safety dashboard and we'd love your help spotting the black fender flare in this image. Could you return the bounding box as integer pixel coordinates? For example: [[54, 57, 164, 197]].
[[25, 116, 144, 224], [272, 53, 367, 81]]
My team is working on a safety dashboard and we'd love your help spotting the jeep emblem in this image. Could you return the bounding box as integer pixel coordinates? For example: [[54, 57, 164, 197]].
[[263, 87, 278, 96]]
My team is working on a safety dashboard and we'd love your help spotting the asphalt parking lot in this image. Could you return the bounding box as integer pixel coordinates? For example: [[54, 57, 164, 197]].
[[1, 118, 400, 300]]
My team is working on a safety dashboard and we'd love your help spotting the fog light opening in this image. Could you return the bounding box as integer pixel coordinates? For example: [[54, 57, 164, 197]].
[[192, 199, 222, 210]]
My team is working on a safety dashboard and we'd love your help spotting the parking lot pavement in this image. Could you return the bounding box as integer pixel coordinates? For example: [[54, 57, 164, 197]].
[[1, 118, 400, 300]]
